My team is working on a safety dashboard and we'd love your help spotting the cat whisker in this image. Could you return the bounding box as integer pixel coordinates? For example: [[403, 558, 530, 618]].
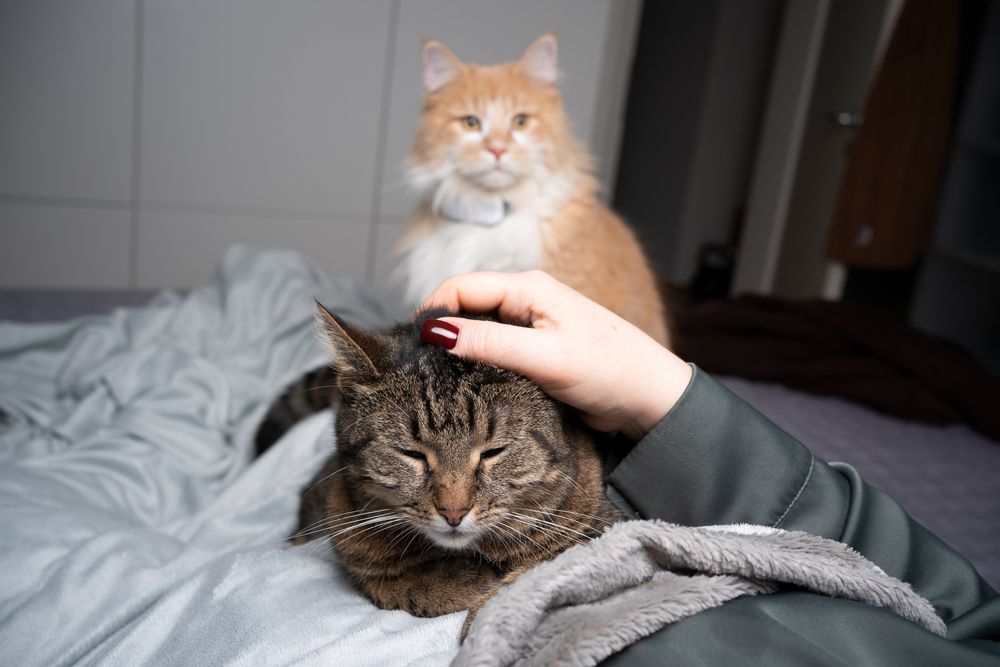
[[486, 522, 522, 554], [291, 507, 398, 539], [292, 500, 384, 536], [281, 385, 339, 407], [523, 503, 615, 527], [304, 504, 393, 525], [554, 469, 589, 497], [385, 523, 423, 556], [332, 516, 410, 545], [342, 522, 410, 550], [304, 464, 351, 493], [336, 416, 369, 439], [508, 511, 592, 545], [397, 526, 427, 559], [292, 516, 391, 540], [297, 500, 383, 526], [327, 513, 404, 538], [304, 534, 335, 558], [328, 523, 408, 554], [493, 519, 546, 550], [485, 514, 517, 551], [292, 512, 400, 542], [301, 384, 340, 393]]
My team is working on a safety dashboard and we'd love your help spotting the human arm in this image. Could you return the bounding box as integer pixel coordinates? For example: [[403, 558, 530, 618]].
[[602, 366, 1000, 664], [609, 366, 995, 622], [422, 271, 999, 649], [421, 269, 691, 440]]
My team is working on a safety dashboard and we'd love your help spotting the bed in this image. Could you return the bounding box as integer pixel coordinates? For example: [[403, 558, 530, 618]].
[[1, 246, 996, 665]]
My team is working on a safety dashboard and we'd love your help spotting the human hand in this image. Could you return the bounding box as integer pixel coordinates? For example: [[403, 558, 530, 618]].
[[420, 271, 692, 440]]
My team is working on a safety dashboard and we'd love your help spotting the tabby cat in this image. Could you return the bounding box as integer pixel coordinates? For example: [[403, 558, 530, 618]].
[[256, 305, 623, 632], [391, 34, 670, 346]]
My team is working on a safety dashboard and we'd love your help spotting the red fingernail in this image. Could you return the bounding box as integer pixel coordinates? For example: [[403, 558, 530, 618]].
[[421, 319, 459, 349]]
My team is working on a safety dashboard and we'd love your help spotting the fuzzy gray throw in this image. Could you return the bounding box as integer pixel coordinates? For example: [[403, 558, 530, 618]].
[[454, 520, 946, 667]]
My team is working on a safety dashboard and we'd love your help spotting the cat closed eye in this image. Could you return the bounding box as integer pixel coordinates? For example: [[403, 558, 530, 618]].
[[401, 449, 427, 462], [480, 446, 506, 460], [461, 115, 481, 130]]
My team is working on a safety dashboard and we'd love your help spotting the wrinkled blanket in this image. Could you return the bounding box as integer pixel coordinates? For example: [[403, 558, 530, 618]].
[[0, 246, 466, 666], [456, 521, 945, 667]]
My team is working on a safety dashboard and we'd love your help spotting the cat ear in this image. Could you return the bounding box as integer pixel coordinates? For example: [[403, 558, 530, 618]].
[[422, 39, 462, 92], [517, 33, 559, 85], [314, 302, 387, 389]]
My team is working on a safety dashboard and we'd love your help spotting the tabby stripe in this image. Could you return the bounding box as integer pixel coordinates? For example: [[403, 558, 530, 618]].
[[465, 393, 476, 432], [420, 376, 436, 430], [410, 412, 422, 441], [529, 429, 556, 460], [486, 409, 497, 441]]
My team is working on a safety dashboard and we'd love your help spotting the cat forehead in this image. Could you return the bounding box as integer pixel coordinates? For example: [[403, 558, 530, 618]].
[[370, 353, 545, 421], [390, 353, 514, 398], [427, 63, 559, 108], [355, 313, 550, 410]]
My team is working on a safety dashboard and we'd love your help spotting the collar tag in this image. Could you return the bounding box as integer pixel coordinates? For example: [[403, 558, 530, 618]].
[[438, 197, 509, 226]]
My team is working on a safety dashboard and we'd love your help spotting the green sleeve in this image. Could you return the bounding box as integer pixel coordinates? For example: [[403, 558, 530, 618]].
[[603, 366, 999, 665]]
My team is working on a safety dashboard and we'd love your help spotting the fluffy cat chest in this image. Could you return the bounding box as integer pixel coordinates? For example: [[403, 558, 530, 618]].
[[394, 211, 545, 305]]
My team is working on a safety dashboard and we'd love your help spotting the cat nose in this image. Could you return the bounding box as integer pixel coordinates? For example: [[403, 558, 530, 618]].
[[437, 507, 469, 527], [487, 144, 506, 159]]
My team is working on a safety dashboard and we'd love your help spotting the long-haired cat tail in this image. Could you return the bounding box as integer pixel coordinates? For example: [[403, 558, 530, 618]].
[[391, 33, 671, 347]]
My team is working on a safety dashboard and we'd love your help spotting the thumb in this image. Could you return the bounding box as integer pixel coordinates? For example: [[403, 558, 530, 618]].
[[438, 316, 551, 380]]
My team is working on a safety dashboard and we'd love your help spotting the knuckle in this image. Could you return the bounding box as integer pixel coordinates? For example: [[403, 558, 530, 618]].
[[458, 322, 493, 360]]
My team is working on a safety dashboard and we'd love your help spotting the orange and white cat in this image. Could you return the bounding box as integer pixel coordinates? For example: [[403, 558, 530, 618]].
[[391, 34, 669, 346]]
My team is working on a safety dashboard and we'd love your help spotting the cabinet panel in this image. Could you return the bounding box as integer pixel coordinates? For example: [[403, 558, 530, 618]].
[[141, 0, 392, 217]]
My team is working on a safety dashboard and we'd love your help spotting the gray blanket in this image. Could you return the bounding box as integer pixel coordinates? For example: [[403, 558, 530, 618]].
[[455, 521, 945, 667]]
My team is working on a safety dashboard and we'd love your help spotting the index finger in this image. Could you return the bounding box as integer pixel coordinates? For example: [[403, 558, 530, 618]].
[[421, 271, 558, 326]]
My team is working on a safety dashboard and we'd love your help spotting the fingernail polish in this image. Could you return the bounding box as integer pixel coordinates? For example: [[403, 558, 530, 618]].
[[421, 319, 459, 349]]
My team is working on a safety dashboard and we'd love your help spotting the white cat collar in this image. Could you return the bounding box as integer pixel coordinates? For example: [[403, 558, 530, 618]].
[[438, 197, 510, 226]]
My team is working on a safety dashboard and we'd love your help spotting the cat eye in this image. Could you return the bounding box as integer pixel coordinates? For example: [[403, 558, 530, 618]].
[[400, 449, 427, 462], [480, 446, 506, 460], [462, 115, 481, 130], [512, 113, 528, 128]]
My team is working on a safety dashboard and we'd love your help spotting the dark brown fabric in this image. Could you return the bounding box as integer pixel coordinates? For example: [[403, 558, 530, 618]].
[[826, 0, 959, 268], [675, 295, 1000, 441]]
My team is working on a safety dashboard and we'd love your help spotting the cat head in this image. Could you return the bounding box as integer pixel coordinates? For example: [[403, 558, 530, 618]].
[[316, 303, 598, 552], [407, 34, 591, 202]]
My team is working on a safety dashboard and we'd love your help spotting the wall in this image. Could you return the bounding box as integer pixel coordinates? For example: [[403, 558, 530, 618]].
[[770, 0, 897, 299], [911, 0, 1000, 375], [0, 0, 638, 289], [613, 0, 782, 285]]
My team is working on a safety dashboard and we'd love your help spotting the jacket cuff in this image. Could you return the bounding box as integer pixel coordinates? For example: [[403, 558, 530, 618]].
[[607, 365, 840, 529]]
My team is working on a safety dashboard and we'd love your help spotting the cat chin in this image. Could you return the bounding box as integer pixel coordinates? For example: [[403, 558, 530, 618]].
[[423, 524, 481, 551], [468, 170, 519, 191]]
